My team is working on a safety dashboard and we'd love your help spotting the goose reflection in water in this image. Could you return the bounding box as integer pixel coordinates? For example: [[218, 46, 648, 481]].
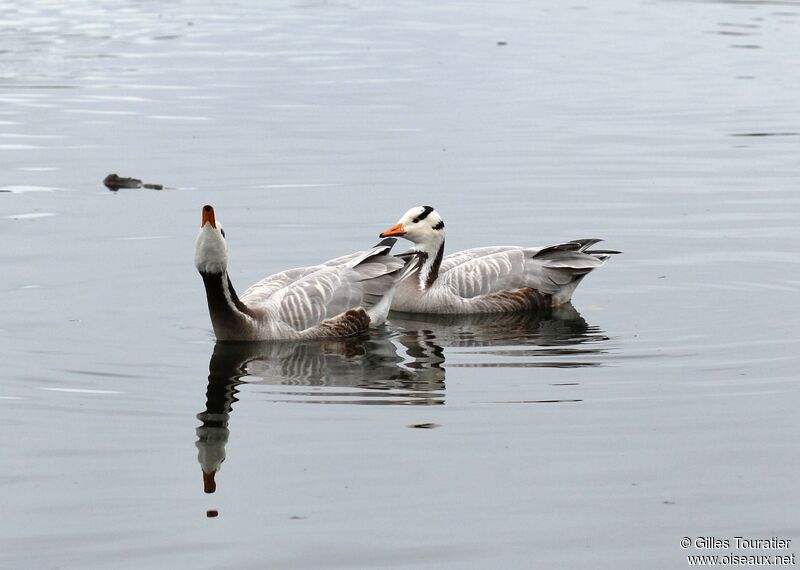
[[195, 305, 609, 494], [390, 304, 609, 368], [196, 332, 444, 494]]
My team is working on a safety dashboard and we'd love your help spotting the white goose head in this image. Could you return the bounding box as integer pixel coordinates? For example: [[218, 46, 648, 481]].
[[195, 205, 228, 275], [380, 206, 446, 289], [379, 205, 445, 252]]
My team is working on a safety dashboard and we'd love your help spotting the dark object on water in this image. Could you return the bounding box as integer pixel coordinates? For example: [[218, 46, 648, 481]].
[[103, 174, 141, 190], [103, 173, 164, 191], [408, 423, 440, 429]]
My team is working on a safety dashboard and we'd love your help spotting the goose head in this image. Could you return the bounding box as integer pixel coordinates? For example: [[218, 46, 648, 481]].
[[380, 205, 445, 253], [195, 205, 228, 274]]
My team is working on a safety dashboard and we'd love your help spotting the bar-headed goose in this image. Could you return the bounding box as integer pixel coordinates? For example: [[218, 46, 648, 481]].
[[196, 205, 411, 340], [380, 206, 618, 314]]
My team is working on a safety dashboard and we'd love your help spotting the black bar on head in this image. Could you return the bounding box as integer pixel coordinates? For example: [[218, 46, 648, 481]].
[[417, 206, 434, 221]]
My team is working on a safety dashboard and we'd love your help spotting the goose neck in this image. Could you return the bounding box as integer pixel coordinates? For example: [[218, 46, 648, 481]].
[[199, 271, 256, 339], [414, 240, 445, 290]]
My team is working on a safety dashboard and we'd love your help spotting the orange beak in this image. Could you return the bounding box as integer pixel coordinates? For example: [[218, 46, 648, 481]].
[[201, 205, 216, 229], [379, 223, 406, 238]]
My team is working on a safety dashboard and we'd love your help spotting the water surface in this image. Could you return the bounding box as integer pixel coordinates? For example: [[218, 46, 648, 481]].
[[2, 0, 800, 568]]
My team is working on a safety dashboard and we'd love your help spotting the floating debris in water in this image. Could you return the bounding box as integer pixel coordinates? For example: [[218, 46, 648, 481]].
[[103, 173, 164, 191]]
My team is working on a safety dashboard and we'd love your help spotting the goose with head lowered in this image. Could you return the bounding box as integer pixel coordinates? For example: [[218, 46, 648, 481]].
[[379, 206, 618, 314], [196, 205, 412, 340]]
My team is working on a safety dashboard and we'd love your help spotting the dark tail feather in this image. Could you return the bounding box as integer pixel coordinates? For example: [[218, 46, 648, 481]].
[[532, 239, 620, 304], [534, 239, 621, 263], [372, 237, 397, 255], [349, 238, 398, 268]]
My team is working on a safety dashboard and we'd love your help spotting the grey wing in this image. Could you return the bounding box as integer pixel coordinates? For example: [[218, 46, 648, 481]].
[[438, 248, 530, 299], [267, 266, 366, 331], [270, 257, 406, 331], [438, 246, 520, 275], [240, 238, 399, 310], [243, 240, 406, 332], [323, 237, 398, 268], [240, 265, 328, 307], [438, 241, 614, 300]]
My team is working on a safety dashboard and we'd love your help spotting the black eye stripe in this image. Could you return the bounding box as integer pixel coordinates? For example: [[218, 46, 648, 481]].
[[432, 220, 444, 230]]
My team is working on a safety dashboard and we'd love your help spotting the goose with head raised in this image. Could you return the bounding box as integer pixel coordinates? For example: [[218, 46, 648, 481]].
[[196, 205, 410, 340]]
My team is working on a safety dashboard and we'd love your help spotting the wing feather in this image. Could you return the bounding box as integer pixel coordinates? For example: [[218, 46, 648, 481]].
[[240, 241, 405, 333], [437, 243, 611, 301], [438, 248, 529, 299]]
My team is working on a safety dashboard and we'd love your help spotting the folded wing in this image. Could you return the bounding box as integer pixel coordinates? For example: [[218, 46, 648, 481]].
[[438, 240, 616, 302], [240, 239, 406, 333]]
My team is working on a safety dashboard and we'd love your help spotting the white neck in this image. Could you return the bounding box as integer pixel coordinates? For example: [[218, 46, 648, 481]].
[[195, 225, 228, 274], [411, 237, 445, 290]]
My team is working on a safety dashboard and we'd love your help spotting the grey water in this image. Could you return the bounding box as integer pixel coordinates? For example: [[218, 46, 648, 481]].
[[2, 0, 800, 568]]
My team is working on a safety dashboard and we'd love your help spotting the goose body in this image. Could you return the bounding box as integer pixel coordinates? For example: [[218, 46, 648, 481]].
[[196, 205, 409, 341], [380, 206, 618, 314]]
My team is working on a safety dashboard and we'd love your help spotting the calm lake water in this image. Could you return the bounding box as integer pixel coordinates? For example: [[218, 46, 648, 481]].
[[2, 0, 800, 568]]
